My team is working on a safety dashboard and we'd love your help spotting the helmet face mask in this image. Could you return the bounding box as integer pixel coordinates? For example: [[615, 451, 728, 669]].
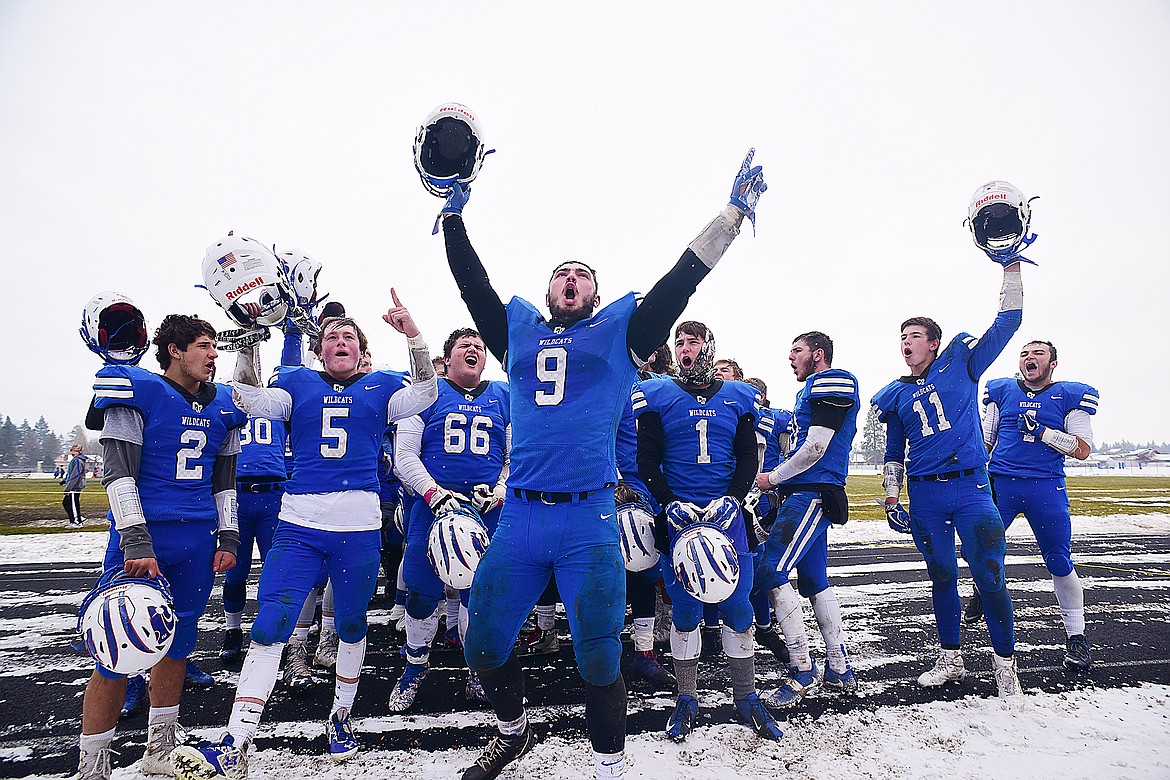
[[80, 291, 149, 365], [966, 180, 1034, 259], [414, 103, 487, 197]]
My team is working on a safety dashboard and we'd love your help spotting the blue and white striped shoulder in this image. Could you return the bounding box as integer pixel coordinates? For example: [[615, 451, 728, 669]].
[[809, 371, 857, 398]]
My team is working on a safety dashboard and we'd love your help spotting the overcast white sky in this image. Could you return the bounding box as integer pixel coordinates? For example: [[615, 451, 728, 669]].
[[1, 1, 1168, 445]]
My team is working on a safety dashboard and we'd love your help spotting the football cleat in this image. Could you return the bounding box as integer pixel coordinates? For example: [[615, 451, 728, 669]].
[[917, 648, 966, 687], [327, 708, 359, 762], [282, 639, 314, 691], [755, 623, 790, 665], [388, 662, 430, 712], [219, 629, 244, 663], [964, 587, 984, 625], [78, 741, 117, 780], [734, 692, 784, 740], [765, 660, 820, 708], [518, 626, 559, 656], [629, 650, 676, 692], [1064, 635, 1092, 671], [442, 625, 464, 652], [465, 670, 490, 704], [170, 734, 247, 780], [461, 724, 535, 780], [141, 719, 183, 775], [314, 629, 339, 668], [120, 674, 147, 718], [665, 695, 699, 742], [822, 664, 859, 695], [185, 660, 214, 689], [992, 653, 1023, 697]]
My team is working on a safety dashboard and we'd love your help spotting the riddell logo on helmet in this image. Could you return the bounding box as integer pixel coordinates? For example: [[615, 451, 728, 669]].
[[224, 277, 266, 301], [439, 105, 475, 121], [974, 193, 1009, 209]]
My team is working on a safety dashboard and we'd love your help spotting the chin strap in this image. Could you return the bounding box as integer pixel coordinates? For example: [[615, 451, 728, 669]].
[[985, 232, 1039, 266]]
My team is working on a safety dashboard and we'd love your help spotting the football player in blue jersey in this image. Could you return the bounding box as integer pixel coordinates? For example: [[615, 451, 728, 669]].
[[436, 150, 765, 780], [752, 332, 860, 704], [635, 321, 783, 742], [978, 340, 1097, 670], [170, 295, 437, 778], [219, 416, 287, 664], [871, 262, 1025, 697], [78, 315, 247, 780], [389, 327, 510, 710]]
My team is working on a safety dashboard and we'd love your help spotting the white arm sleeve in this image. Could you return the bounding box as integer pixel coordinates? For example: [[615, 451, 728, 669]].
[[1000, 268, 1023, 311], [765, 425, 834, 486], [1064, 409, 1094, 450], [983, 399, 1001, 451], [231, 382, 293, 421], [392, 415, 437, 496], [495, 424, 512, 492]]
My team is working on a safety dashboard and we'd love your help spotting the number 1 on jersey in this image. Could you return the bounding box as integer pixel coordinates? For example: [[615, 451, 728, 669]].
[[911, 391, 952, 438]]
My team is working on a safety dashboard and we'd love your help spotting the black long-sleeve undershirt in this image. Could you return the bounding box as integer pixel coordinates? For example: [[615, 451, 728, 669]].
[[442, 215, 713, 366]]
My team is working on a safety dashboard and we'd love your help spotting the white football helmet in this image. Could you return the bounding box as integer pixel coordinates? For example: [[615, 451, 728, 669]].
[[671, 523, 740, 604], [617, 502, 660, 572], [427, 505, 490, 589], [277, 249, 325, 309], [77, 570, 176, 675], [965, 180, 1036, 259], [80, 291, 149, 365], [414, 102, 487, 197], [201, 234, 293, 328]]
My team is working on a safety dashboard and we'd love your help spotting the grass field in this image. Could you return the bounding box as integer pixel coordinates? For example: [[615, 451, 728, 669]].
[[1, 475, 1168, 535]]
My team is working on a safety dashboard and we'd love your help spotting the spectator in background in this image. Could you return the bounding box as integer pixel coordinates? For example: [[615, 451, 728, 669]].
[[63, 444, 89, 527]]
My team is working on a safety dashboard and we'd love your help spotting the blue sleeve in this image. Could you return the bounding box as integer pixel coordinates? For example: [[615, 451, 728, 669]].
[[282, 328, 304, 367], [1071, 383, 1100, 416], [882, 408, 907, 464], [968, 309, 1022, 381]]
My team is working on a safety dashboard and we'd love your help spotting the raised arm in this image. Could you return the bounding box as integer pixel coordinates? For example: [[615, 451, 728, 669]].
[[441, 214, 508, 363], [968, 265, 1023, 380]]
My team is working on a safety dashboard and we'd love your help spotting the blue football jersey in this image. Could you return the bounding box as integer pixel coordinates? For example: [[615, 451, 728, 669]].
[[417, 379, 510, 494], [872, 333, 998, 476], [632, 377, 759, 504], [985, 378, 1099, 478], [236, 417, 289, 481], [505, 293, 640, 492], [784, 369, 859, 486], [271, 366, 411, 495], [93, 366, 247, 522], [616, 396, 653, 504], [759, 406, 794, 472]]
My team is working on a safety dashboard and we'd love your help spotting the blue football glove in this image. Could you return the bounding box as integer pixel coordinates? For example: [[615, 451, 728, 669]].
[[701, 496, 740, 532], [431, 183, 471, 235], [876, 499, 912, 534], [1017, 413, 1046, 438], [983, 232, 1039, 267], [665, 501, 703, 535], [729, 148, 767, 233]]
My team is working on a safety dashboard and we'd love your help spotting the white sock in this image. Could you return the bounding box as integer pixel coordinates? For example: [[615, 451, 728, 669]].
[[458, 603, 470, 646], [595, 750, 625, 778], [445, 587, 460, 627], [80, 726, 115, 749], [148, 704, 179, 727], [536, 604, 556, 631], [810, 588, 849, 673], [632, 617, 654, 652], [1053, 570, 1086, 636], [770, 584, 811, 671], [498, 710, 528, 736], [404, 607, 439, 665], [225, 610, 243, 631], [227, 642, 284, 745], [332, 637, 366, 715]]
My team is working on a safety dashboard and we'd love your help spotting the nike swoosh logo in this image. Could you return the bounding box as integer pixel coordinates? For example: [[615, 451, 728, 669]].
[[937, 364, 949, 373], [1057, 487, 1066, 492], [220, 409, 234, 414], [724, 400, 735, 404], [601, 514, 613, 520], [977, 483, 988, 489], [364, 385, 381, 390], [588, 318, 610, 328]]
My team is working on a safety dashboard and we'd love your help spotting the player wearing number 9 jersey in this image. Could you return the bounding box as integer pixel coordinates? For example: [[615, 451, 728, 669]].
[[439, 155, 763, 780], [171, 302, 437, 775], [870, 263, 1024, 696]]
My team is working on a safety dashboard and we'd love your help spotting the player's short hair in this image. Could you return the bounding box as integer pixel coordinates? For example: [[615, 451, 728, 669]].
[[745, 376, 767, 400], [674, 320, 710, 343], [432, 356, 447, 377], [646, 343, 677, 375], [900, 317, 942, 345], [1024, 340, 1057, 362], [794, 331, 834, 365], [443, 327, 483, 359], [314, 316, 369, 357], [714, 358, 744, 380], [548, 260, 599, 295], [154, 314, 217, 370]]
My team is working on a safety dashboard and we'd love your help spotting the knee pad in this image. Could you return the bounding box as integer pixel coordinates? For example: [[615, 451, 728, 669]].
[[334, 611, 369, 644], [721, 598, 755, 633], [167, 613, 199, 659], [1043, 551, 1074, 578], [721, 626, 754, 659], [250, 603, 299, 646], [796, 569, 828, 599], [405, 589, 442, 621], [574, 637, 621, 687], [670, 602, 702, 633], [670, 625, 702, 662]]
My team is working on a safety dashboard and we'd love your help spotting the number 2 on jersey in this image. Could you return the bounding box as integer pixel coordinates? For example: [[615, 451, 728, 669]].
[[912, 392, 952, 437]]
